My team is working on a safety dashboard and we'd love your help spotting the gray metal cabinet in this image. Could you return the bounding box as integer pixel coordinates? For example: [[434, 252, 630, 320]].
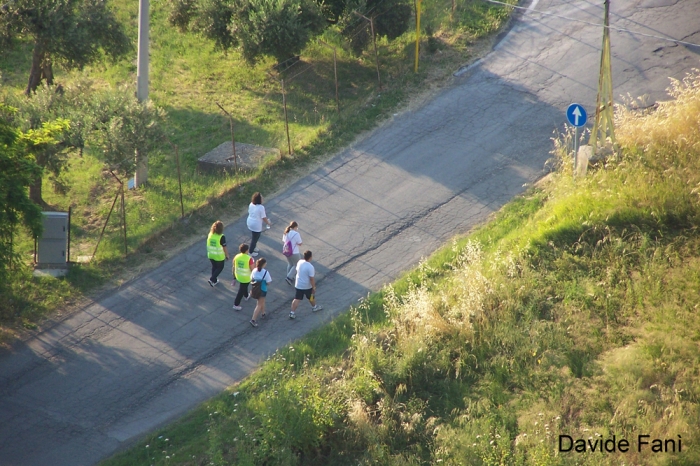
[[37, 212, 68, 267]]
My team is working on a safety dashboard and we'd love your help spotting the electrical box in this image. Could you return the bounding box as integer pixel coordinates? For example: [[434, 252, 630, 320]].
[[37, 212, 69, 267]]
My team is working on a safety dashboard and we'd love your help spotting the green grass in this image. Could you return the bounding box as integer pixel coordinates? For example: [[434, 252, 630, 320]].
[[101, 72, 700, 465], [0, 0, 518, 334]]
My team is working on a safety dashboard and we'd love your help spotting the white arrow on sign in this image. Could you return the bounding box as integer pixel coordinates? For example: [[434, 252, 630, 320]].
[[572, 106, 582, 126]]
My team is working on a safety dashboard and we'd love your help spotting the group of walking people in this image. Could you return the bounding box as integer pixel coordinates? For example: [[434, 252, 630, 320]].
[[205, 192, 322, 328]]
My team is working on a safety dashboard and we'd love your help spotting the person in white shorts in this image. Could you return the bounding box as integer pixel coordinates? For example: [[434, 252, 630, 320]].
[[289, 250, 322, 319]]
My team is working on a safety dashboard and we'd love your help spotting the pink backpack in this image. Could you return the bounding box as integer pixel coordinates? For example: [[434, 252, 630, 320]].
[[282, 233, 294, 257]]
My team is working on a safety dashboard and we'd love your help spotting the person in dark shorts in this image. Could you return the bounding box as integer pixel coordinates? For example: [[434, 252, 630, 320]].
[[289, 250, 322, 319], [206, 220, 229, 287], [246, 192, 272, 257]]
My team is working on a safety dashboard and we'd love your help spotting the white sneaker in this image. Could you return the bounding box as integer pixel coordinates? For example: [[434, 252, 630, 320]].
[[232, 305, 242, 311], [312, 305, 323, 312], [289, 311, 296, 319], [251, 252, 259, 257]]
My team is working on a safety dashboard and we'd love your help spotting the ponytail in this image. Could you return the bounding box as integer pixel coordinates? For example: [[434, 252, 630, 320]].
[[285, 221, 298, 234], [256, 257, 267, 272]]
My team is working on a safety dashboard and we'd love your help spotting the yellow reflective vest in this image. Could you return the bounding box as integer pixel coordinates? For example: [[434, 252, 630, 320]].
[[207, 232, 225, 261], [233, 253, 253, 283]]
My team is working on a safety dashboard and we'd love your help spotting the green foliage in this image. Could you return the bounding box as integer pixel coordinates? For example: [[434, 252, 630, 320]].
[[91, 87, 167, 178], [168, 0, 325, 64], [0, 105, 43, 286], [0, 0, 131, 91], [236, 0, 326, 64], [340, 0, 413, 55]]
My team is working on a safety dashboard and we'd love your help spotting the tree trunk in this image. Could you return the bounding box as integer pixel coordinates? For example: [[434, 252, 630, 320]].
[[29, 174, 44, 207], [25, 42, 52, 95], [42, 60, 54, 86]]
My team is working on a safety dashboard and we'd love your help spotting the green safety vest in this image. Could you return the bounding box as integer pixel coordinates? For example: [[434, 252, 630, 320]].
[[233, 253, 252, 283], [206, 232, 225, 261]]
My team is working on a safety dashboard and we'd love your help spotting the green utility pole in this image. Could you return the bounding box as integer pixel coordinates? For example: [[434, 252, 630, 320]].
[[589, 0, 616, 156]]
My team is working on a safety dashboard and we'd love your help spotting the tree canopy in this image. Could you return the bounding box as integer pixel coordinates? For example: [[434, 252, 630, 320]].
[[5, 83, 165, 204], [0, 0, 132, 94], [0, 105, 45, 285], [168, 0, 412, 64], [169, 0, 329, 64], [91, 87, 166, 179]]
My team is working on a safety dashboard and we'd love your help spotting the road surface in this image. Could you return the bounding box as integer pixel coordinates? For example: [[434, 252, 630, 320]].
[[1, 0, 698, 464]]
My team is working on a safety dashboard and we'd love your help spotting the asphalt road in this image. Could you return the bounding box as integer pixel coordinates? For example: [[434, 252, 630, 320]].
[[1, 1, 699, 464]]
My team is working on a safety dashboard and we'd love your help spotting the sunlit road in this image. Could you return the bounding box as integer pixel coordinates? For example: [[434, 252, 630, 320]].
[[1, 1, 698, 464]]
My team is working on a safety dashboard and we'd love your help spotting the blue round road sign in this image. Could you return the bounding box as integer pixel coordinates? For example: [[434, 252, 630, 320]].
[[566, 103, 587, 127]]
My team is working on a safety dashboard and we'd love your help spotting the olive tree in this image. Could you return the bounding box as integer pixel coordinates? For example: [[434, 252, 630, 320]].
[[169, 0, 325, 64], [91, 88, 166, 179], [0, 0, 131, 94]]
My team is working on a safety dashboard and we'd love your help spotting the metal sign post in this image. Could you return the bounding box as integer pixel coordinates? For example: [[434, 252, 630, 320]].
[[566, 103, 587, 175]]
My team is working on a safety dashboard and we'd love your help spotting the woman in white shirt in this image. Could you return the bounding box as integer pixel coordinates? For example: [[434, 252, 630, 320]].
[[249, 257, 272, 327], [246, 192, 272, 257], [282, 221, 303, 286]]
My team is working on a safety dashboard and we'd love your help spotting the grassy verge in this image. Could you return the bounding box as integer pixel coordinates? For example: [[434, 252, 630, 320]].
[[102, 73, 700, 465], [0, 0, 517, 343]]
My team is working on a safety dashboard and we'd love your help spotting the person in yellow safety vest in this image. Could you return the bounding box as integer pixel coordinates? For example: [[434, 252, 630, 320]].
[[206, 220, 229, 287], [232, 243, 254, 311]]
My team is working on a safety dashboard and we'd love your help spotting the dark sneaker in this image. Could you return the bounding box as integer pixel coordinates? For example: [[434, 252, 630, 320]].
[[261, 313, 266, 319], [289, 311, 296, 319], [249, 320, 258, 328], [312, 305, 323, 312], [285, 277, 293, 286]]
